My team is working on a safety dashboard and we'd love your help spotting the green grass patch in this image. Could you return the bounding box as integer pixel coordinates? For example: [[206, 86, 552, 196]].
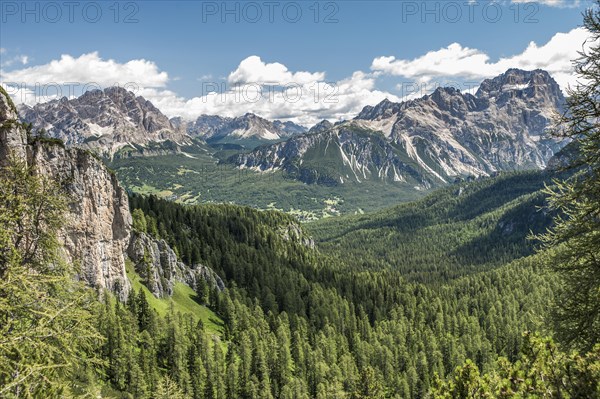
[[125, 260, 223, 335]]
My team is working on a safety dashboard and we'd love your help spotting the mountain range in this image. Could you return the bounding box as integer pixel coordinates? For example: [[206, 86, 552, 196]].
[[232, 69, 566, 187], [184, 113, 307, 142], [19, 89, 309, 156], [18, 68, 566, 188]]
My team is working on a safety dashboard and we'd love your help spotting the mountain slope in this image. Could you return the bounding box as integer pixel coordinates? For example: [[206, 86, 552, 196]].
[[231, 124, 432, 186], [232, 69, 565, 187], [123, 168, 561, 399], [307, 170, 557, 281], [19, 87, 191, 157]]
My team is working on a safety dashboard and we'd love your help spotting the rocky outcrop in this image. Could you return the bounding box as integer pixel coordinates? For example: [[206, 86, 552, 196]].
[[2, 88, 225, 301], [0, 86, 27, 165], [127, 231, 224, 298], [30, 142, 132, 298], [1, 87, 132, 299], [273, 120, 307, 137], [278, 223, 315, 249], [308, 119, 334, 134]]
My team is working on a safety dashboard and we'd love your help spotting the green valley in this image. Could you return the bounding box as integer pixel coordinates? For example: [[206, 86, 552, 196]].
[[109, 145, 424, 221]]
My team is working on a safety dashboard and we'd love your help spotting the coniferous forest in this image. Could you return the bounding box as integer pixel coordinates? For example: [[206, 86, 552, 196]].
[[2, 3, 600, 399]]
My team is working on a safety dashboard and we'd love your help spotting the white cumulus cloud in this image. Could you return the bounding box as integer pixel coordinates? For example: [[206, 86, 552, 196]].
[[371, 27, 593, 91], [227, 55, 325, 86], [139, 64, 397, 126], [1, 53, 397, 125], [1, 52, 169, 88]]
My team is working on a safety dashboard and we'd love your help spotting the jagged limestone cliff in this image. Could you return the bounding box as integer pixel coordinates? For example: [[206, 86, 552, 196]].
[[1, 86, 132, 298], [1, 87, 223, 300], [30, 142, 133, 298], [0, 87, 27, 165]]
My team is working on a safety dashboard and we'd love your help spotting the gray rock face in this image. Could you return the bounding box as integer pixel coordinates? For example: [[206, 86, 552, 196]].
[[232, 126, 428, 186], [1, 88, 132, 299], [127, 231, 224, 298], [187, 113, 306, 141], [273, 120, 307, 137], [233, 69, 566, 186], [29, 143, 133, 299], [0, 87, 28, 165], [374, 69, 565, 177], [18, 87, 190, 157], [278, 223, 315, 249], [186, 115, 233, 138]]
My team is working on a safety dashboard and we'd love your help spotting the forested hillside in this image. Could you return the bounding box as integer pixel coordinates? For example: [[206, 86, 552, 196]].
[[2, 128, 598, 398], [308, 171, 557, 282], [116, 172, 562, 398]]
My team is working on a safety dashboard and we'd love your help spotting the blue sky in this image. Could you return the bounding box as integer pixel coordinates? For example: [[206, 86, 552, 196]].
[[0, 0, 594, 124]]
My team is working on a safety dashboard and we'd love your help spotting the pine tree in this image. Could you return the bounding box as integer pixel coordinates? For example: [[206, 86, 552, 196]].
[[225, 346, 239, 399], [540, 1, 600, 351], [196, 277, 209, 305], [138, 329, 159, 394], [137, 288, 153, 332], [353, 366, 385, 399], [132, 208, 148, 233]]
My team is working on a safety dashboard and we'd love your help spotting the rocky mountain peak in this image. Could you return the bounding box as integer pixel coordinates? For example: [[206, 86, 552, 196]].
[[187, 112, 305, 142], [426, 86, 484, 116], [19, 87, 190, 157], [228, 113, 278, 139], [308, 119, 334, 134], [356, 98, 402, 121], [476, 68, 564, 108], [273, 120, 307, 136], [238, 112, 263, 125], [186, 114, 232, 138]]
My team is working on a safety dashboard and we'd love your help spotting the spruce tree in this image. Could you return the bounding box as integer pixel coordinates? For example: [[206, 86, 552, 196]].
[[540, 1, 600, 351]]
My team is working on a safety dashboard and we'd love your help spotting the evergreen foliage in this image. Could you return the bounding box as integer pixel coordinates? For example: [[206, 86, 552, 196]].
[[0, 157, 102, 398], [538, 1, 600, 351]]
